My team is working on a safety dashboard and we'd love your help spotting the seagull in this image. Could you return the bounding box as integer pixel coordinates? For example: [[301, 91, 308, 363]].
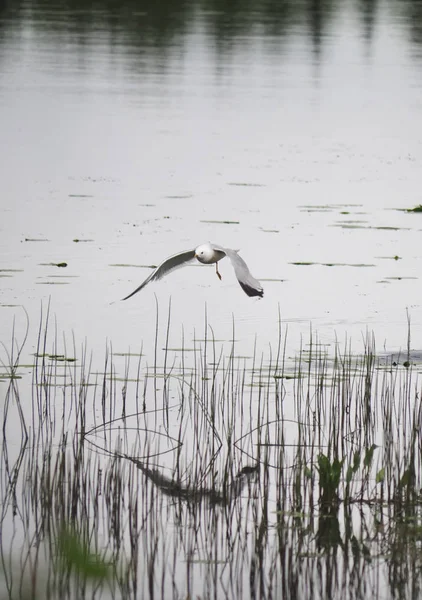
[[122, 242, 264, 300]]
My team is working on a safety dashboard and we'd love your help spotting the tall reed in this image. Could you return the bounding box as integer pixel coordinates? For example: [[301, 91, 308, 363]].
[[0, 307, 421, 599]]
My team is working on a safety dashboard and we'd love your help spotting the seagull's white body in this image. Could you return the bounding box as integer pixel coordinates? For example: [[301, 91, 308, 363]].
[[122, 242, 263, 300]]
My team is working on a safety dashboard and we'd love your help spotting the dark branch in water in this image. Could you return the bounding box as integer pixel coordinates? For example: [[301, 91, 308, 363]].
[[127, 456, 259, 506]]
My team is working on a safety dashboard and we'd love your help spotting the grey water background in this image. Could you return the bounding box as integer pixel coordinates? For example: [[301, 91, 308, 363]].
[[1, 1, 422, 598], [1, 0, 422, 378]]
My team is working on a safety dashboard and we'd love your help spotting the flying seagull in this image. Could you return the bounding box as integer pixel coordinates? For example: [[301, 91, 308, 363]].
[[122, 242, 264, 300]]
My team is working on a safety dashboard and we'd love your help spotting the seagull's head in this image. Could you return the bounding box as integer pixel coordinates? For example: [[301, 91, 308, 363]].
[[194, 243, 217, 265]]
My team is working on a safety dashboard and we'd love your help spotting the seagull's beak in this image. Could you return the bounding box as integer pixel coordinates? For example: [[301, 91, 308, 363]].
[[194, 253, 198, 259]]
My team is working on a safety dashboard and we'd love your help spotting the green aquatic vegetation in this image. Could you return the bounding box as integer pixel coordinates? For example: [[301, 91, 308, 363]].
[[36, 281, 70, 285], [33, 352, 76, 362], [322, 262, 376, 267], [227, 182, 265, 187], [200, 219, 240, 224], [260, 277, 285, 282], [56, 527, 112, 580], [406, 205, 422, 213], [386, 276, 418, 281], [376, 255, 401, 261], [46, 275, 77, 279], [290, 261, 375, 267], [333, 223, 367, 229], [372, 226, 408, 231], [40, 262, 69, 268], [317, 454, 344, 505], [0, 372, 22, 379], [109, 263, 156, 268]]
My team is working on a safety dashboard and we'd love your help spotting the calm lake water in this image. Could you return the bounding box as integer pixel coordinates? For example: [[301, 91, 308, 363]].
[[1, 1, 422, 597], [1, 0, 422, 365]]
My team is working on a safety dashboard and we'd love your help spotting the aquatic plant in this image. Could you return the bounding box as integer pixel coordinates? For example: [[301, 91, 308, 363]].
[[1, 306, 422, 599]]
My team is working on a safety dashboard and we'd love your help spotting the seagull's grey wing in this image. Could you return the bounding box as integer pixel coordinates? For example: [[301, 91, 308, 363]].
[[214, 246, 264, 298], [122, 249, 196, 301]]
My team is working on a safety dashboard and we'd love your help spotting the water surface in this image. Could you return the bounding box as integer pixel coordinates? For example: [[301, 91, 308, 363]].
[[1, 3, 422, 596]]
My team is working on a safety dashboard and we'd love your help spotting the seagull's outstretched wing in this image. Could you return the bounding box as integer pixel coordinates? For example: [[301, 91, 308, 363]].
[[212, 245, 264, 298], [122, 249, 196, 301]]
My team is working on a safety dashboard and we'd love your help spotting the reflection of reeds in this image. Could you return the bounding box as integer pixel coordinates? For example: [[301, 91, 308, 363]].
[[1, 306, 422, 599]]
